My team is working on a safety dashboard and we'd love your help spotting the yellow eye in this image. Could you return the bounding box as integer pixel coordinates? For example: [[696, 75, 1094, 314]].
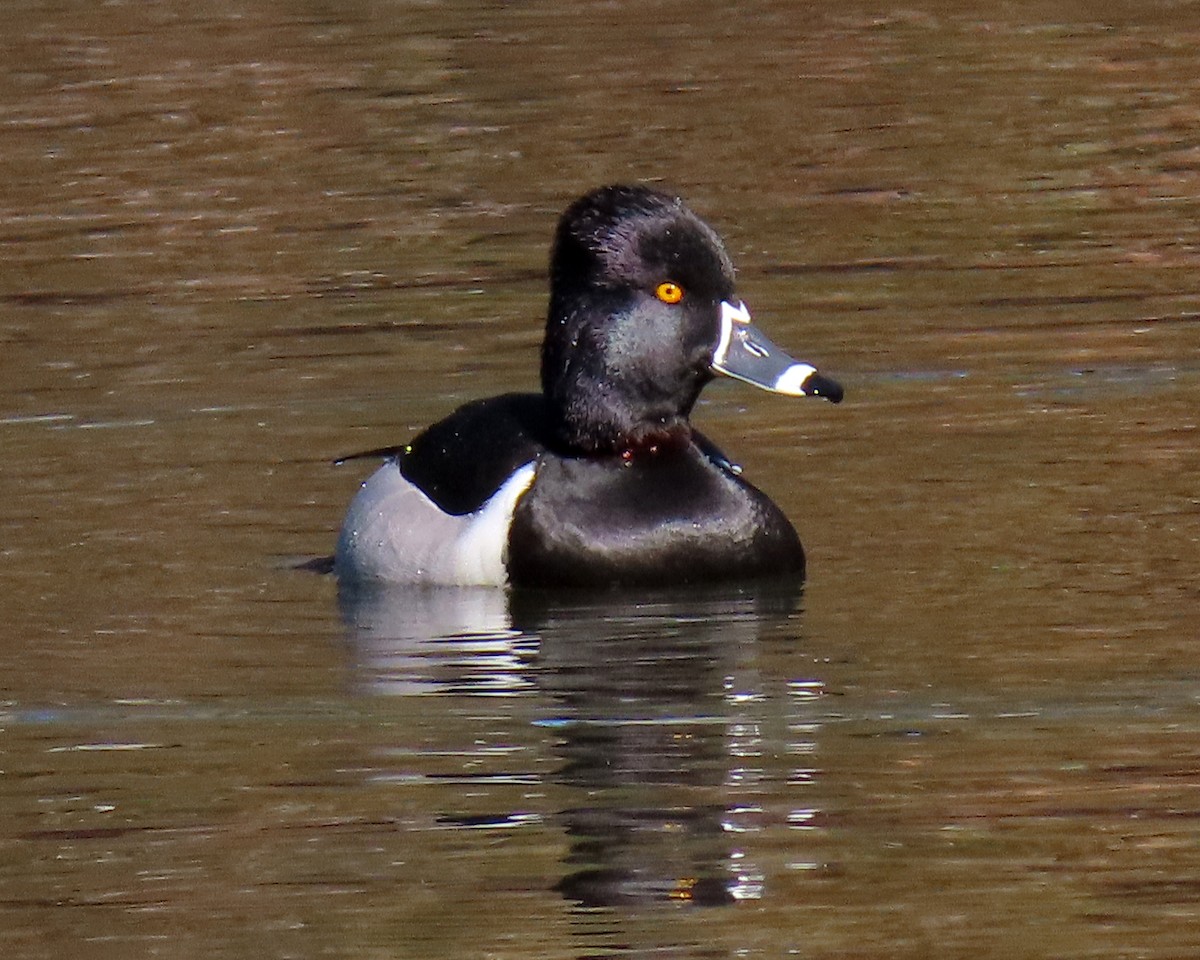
[[655, 281, 684, 304]]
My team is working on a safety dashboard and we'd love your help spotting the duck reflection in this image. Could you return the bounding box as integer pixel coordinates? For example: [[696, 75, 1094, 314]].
[[340, 583, 535, 696], [340, 579, 814, 908]]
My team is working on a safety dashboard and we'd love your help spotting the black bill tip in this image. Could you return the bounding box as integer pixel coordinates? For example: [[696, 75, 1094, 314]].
[[803, 371, 844, 404]]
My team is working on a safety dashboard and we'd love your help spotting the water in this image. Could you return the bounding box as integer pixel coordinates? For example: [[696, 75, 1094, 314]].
[[2, 2, 1199, 957]]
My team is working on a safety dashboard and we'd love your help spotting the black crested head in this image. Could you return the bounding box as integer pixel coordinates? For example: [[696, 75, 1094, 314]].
[[542, 185, 737, 455]]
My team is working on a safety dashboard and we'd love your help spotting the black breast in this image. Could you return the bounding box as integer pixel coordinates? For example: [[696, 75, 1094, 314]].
[[507, 441, 805, 587]]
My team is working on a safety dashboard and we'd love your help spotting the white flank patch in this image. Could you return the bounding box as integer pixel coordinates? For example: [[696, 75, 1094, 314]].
[[453, 462, 537, 584], [336, 460, 537, 586]]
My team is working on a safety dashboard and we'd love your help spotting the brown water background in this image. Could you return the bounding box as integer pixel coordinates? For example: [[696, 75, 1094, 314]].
[[2, 2, 1198, 957]]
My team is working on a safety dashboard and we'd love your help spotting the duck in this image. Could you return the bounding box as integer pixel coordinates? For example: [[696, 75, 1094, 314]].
[[334, 185, 842, 589]]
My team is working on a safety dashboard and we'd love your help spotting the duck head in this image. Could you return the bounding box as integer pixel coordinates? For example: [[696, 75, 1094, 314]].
[[542, 185, 842, 455]]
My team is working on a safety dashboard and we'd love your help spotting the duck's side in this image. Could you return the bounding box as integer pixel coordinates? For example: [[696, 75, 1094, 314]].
[[335, 419, 804, 588], [334, 393, 550, 585], [334, 458, 534, 585]]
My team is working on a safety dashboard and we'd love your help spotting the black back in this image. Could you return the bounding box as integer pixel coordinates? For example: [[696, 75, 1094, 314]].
[[399, 393, 553, 515]]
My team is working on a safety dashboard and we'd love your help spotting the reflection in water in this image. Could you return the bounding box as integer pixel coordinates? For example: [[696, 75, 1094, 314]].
[[5, 1, 1197, 953], [339, 583, 533, 696], [340, 581, 816, 908]]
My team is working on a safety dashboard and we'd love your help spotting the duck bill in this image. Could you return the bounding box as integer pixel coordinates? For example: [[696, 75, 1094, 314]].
[[712, 301, 843, 402]]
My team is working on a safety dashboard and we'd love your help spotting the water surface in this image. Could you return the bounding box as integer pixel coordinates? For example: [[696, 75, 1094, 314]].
[[2, 2, 1198, 958]]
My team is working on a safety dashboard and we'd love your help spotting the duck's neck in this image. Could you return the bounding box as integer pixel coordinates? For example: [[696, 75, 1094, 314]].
[[615, 422, 693, 462], [549, 398, 695, 457]]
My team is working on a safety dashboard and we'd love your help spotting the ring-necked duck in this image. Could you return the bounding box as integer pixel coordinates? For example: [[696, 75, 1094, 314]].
[[335, 185, 842, 588]]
